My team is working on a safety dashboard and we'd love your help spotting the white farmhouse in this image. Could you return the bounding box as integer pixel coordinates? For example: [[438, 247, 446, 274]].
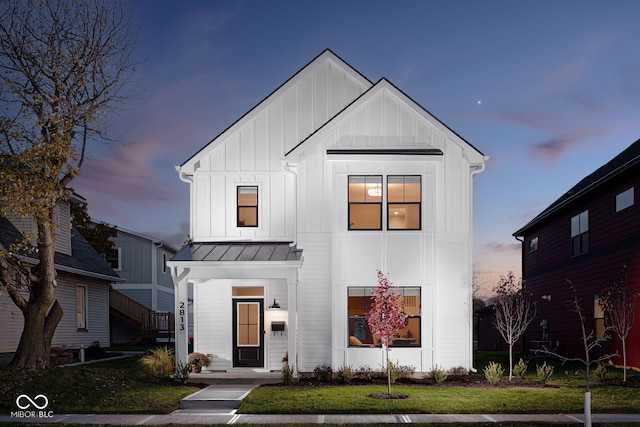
[[168, 49, 487, 374]]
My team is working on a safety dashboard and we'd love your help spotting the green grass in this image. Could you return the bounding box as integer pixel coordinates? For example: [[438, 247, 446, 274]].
[[240, 383, 640, 414], [0, 356, 200, 414]]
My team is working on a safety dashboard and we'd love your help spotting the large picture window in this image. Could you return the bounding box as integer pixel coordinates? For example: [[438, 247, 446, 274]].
[[348, 176, 382, 230], [347, 286, 421, 347], [237, 186, 258, 227], [387, 176, 421, 230], [571, 210, 589, 256]]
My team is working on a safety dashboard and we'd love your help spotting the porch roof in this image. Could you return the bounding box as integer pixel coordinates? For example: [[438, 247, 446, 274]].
[[172, 241, 302, 263]]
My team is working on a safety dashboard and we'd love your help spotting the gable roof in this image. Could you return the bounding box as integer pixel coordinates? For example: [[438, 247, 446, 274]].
[[285, 77, 485, 163], [178, 49, 372, 171], [0, 216, 122, 282], [514, 138, 640, 236]]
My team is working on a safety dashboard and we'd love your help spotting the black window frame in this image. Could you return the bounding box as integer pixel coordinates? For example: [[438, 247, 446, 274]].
[[348, 175, 383, 230], [237, 186, 258, 228], [387, 175, 422, 230], [571, 210, 589, 256]]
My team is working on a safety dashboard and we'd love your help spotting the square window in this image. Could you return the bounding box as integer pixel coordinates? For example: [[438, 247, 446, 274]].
[[347, 286, 421, 347], [237, 186, 258, 227]]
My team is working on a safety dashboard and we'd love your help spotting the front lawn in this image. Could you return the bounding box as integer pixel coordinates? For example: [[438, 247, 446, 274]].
[[240, 382, 640, 414], [0, 356, 200, 414]]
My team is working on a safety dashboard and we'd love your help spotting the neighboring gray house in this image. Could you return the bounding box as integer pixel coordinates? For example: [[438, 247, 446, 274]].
[[109, 227, 178, 344], [0, 197, 122, 364]]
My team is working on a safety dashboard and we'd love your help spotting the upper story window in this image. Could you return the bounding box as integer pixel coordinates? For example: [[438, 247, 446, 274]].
[[162, 252, 167, 274], [108, 247, 121, 271], [348, 176, 382, 230], [529, 236, 538, 252], [237, 186, 258, 227], [387, 176, 421, 230], [615, 187, 634, 212], [571, 210, 589, 256]]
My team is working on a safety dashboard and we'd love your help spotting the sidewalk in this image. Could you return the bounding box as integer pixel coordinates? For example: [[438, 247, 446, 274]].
[[3, 371, 640, 425], [3, 411, 640, 425]]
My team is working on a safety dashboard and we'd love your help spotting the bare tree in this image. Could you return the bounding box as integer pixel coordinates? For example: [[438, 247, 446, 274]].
[[535, 280, 618, 427], [0, 0, 136, 369], [600, 266, 638, 382], [492, 271, 536, 380]]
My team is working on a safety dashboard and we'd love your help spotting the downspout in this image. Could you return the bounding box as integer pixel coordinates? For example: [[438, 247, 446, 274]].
[[468, 159, 488, 373], [283, 161, 298, 247]]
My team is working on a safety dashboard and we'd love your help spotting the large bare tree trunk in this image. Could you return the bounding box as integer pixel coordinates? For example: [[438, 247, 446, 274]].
[[9, 211, 62, 369]]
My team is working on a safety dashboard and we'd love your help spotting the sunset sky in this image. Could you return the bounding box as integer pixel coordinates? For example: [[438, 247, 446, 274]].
[[72, 0, 640, 297]]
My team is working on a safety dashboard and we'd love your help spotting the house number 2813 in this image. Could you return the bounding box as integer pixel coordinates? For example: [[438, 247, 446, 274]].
[[179, 301, 186, 331]]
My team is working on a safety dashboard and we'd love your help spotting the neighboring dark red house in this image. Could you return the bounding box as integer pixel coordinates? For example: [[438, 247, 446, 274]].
[[513, 138, 640, 370]]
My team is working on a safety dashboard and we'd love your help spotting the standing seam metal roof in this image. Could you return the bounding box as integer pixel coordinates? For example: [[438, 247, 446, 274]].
[[171, 242, 302, 262]]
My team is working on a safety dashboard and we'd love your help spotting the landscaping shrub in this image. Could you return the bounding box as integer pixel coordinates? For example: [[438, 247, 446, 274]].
[[447, 366, 469, 376], [139, 346, 174, 378], [174, 360, 192, 384], [483, 361, 504, 384], [282, 362, 296, 385], [313, 363, 333, 382], [593, 362, 608, 380], [536, 361, 554, 384], [429, 365, 447, 384], [355, 365, 375, 381], [513, 358, 528, 379], [336, 365, 355, 384], [383, 359, 415, 383]]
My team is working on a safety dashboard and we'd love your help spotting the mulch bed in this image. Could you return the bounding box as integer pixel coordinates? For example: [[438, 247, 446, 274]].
[[288, 374, 549, 388]]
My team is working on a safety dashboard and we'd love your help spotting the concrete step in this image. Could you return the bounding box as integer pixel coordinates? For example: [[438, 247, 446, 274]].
[[180, 384, 257, 410]]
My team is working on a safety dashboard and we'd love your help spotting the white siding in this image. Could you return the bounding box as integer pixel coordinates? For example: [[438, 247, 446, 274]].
[[296, 233, 332, 372]]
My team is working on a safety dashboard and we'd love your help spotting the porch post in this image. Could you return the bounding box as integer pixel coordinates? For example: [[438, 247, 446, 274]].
[[287, 279, 297, 373], [172, 267, 190, 370]]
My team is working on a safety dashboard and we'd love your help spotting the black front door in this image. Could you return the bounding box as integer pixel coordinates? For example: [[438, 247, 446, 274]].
[[232, 299, 264, 367]]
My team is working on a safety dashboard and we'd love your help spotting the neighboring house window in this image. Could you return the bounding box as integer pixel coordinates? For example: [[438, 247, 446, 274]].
[[570, 210, 589, 256], [387, 176, 421, 230], [348, 176, 382, 230], [76, 285, 88, 331], [108, 247, 121, 271], [594, 296, 605, 340], [237, 186, 258, 227], [162, 252, 167, 274], [529, 237, 538, 252], [616, 187, 634, 212], [347, 286, 421, 347]]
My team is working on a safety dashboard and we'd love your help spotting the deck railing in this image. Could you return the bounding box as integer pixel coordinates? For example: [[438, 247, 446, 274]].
[[110, 288, 174, 334]]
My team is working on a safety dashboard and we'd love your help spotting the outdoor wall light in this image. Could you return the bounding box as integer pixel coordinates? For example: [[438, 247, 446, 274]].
[[541, 294, 552, 301], [268, 298, 281, 309]]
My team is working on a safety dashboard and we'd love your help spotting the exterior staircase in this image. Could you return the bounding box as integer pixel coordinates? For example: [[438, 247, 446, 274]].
[[109, 288, 174, 345]]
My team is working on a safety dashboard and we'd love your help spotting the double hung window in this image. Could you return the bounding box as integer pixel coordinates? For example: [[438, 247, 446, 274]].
[[387, 176, 421, 230], [348, 176, 382, 230], [237, 186, 258, 227], [570, 210, 589, 256]]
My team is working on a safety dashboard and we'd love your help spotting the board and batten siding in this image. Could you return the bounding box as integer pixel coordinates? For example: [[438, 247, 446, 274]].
[[296, 232, 332, 372]]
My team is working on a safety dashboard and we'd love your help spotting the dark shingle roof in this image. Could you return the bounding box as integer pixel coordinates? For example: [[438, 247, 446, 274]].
[[0, 217, 121, 281], [172, 242, 302, 262], [514, 138, 640, 236]]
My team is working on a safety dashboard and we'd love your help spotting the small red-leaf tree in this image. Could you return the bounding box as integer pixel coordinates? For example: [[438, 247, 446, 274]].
[[367, 270, 408, 395], [600, 266, 638, 382], [493, 272, 537, 380]]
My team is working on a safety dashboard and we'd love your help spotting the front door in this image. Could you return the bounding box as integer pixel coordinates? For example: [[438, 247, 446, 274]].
[[232, 299, 264, 367]]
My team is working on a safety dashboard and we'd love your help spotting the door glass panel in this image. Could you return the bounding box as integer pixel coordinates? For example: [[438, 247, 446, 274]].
[[237, 302, 260, 347]]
